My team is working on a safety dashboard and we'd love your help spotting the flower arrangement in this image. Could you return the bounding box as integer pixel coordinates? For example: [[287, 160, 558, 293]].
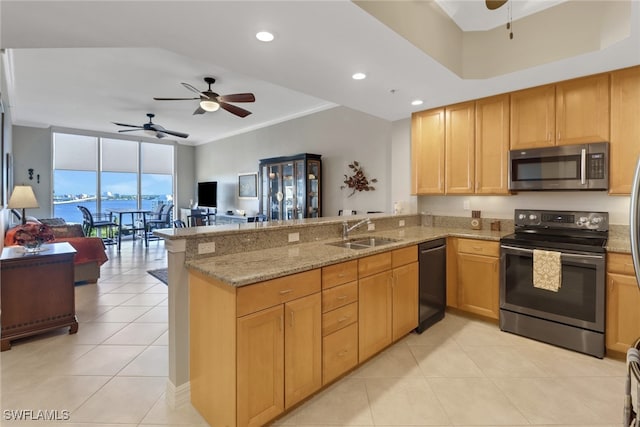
[[341, 160, 378, 197], [13, 222, 55, 249]]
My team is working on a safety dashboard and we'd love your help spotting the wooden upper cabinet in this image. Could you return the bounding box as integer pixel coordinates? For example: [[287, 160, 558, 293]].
[[556, 73, 609, 145], [411, 108, 445, 194], [610, 65, 640, 195], [445, 102, 475, 194], [475, 94, 510, 194], [510, 84, 556, 149]]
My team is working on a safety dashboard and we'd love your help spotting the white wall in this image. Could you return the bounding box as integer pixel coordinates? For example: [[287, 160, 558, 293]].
[[195, 106, 392, 217]]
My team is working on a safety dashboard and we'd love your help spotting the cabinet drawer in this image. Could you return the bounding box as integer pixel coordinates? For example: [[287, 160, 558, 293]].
[[608, 252, 637, 276], [323, 322, 358, 385], [392, 245, 418, 268], [322, 302, 358, 336], [457, 238, 499, 257], [358, 252, 392, 278], [322, 260, 358, 289], [322, 282, 358, 313], [237, 269, 321, 317]]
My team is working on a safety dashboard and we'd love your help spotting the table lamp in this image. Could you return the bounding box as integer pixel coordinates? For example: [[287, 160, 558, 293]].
[[8, 185, 39, 225]]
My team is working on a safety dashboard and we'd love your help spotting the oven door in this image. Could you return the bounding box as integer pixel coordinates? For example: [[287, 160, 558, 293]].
[[500, 244, 605, 332]]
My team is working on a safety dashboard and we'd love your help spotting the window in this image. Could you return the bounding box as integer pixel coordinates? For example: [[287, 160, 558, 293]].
[[52, 132, 174, 224]]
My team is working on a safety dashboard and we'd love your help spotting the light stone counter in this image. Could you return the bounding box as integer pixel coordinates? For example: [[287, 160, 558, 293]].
[[186, 225, 508, 286]]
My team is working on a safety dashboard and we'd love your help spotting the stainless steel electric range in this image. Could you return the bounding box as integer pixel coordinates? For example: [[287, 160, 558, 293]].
[[499, 209, 608, 358]]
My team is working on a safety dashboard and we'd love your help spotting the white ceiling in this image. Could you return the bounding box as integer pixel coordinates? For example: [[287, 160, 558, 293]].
[[1, 1, 639, 146]]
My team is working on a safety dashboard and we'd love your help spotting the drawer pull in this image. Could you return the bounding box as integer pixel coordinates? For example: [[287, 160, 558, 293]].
[[337, 315, 350, 323], [337, 273, 345, 277], [338, 350, 348, 357], [279, 289, 293, 295], [473, 247, 483, 251], [337, 295, 348, 300]]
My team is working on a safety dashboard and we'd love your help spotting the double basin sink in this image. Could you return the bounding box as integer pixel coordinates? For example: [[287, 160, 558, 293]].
[[327, 236, 400, 250]]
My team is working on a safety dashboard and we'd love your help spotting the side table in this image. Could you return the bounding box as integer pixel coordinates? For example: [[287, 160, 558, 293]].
[[1, 242, 78, 351]]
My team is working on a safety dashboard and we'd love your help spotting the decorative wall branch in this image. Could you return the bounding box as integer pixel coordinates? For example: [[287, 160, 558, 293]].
[[341, 160, 377, 197]]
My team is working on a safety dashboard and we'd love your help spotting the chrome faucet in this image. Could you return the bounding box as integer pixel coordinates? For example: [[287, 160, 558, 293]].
[[342, 218, 371, 240]]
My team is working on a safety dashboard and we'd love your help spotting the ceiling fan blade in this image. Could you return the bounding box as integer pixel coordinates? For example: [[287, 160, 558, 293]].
[[193, 106, 206, 115], [112, 122, 142, 128], [485, 0, 508, 10], [161, 129, 189, 139], [219, 102, 252, 118], [155, 132, 167, 139], [217, 93, 255, 103], [153, 97, 200, 101], [181, 82, 209, 98], [118, 129, 143, 133]]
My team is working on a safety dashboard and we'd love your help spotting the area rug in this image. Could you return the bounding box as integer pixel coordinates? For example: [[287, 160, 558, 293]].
[[147, 268, 168, 285]]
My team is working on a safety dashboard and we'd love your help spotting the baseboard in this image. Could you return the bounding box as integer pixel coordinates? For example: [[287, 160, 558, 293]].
[[165, 379, 191, 409]]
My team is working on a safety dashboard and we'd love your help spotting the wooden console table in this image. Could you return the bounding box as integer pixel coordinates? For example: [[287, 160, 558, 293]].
[[1, 242, 78, 351]]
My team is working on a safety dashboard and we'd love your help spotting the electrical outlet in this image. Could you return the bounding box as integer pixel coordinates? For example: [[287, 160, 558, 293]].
[[463, 200, 471, 210], [198, 241, 216, 254], [367, 223, 375, 231], [399, 219, 405, 227], [288, 232, 300, 243]]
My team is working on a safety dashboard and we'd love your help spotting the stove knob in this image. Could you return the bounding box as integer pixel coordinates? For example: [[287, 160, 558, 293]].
[[591, 217, 602, 225], [578, 216, 588, 226], [518, 213, 526, 220], [529, 214, 537, 221]]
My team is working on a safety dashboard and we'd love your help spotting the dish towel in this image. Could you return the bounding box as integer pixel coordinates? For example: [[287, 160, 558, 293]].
[[533, 249, 562, 292]]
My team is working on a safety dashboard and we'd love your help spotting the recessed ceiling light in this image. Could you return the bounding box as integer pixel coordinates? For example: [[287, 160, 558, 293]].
[[256, 31, 274, 42], [411, 99, 424, 106], [352, 72, 367, 80]]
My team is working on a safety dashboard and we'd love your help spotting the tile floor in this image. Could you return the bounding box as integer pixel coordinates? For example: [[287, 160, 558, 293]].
[[0, 239, 628, 426]]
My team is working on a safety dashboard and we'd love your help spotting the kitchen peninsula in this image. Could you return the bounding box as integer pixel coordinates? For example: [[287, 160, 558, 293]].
[[154, 213, 510, 424]]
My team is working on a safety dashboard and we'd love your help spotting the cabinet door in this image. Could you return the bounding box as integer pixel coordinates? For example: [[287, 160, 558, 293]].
[[555, 74, 609, 145], [359, 270, 393, 362], [457, 253, 499, 319], [610, 66, 640, 195], [284, 293, 322, 409], [392, 262, 419, 341], [606, 273, 640, 353], [445, 102, 475, 194], [510, 84, 555, 149], [411, 108, 445, 194], [237, 305, 284, 427], [475, 94, 510, 194]]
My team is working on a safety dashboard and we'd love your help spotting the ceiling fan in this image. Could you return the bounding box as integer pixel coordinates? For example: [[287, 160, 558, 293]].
[[485, 0, 508, 10], [154, 77, 255, 118], [112, 113, 189, 139]]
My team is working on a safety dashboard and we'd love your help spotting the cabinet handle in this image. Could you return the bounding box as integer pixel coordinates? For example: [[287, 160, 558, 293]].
[[337, 295, 348, 301], [290, 311, 294, 327], [280, 315, 283, 331], [279, 289, 293, 295], [337, 273, 345, 277], [337, 315, 350, 323], [337, 350, 348, 357], [558, 132, 561, 140], [473, 247, 483, 252]]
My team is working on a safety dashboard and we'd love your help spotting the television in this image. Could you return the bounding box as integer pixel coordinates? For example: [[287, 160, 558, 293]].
[[197, 181, 217, 208]]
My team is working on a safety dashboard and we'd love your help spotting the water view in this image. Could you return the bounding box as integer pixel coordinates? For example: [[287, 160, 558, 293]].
[[54, 198, 168, 224]]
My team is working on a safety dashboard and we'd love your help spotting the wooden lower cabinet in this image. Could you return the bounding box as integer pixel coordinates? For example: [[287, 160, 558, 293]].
[[359, 270, 394, 362], [392, 261, 419, 340], [323, 322, 358, 384], [449, 238, 500, 320], [606, 252, 640, 354]]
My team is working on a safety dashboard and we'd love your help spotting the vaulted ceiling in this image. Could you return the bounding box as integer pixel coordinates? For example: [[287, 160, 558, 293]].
[[1, 1, 638, 145]]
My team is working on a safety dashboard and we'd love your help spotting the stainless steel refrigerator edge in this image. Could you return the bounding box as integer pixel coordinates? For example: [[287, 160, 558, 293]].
[[630, 156, 640, 285]]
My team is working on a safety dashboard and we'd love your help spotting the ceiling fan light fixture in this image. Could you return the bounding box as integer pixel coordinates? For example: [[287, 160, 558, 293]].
[[256, 31, 274, 42], [200, 100, 220, 112], [352, 72, 366, 80]]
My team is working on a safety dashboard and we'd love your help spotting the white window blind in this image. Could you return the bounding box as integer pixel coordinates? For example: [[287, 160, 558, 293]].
[[53, 133, 98, 171], [141, 143, 173, 174], [101, 138, 138, 172]]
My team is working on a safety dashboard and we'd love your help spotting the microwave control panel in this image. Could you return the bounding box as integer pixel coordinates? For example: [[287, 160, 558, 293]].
[[588, 153, 606, 179]]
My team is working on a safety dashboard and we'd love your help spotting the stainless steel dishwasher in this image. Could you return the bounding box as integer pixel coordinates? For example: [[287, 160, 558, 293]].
[[416, 239, 446, 333]]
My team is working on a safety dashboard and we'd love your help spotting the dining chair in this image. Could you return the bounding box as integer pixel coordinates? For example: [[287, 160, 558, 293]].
[[77, 205, 117, 245], [146, 204, 173, 241]]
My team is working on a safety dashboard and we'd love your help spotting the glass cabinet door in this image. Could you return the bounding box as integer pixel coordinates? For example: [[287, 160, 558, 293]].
[[294, 160, 305, 219], [267, 164, 282, 220], [282, 162, 294, 220], [307, 160, 321, 218]]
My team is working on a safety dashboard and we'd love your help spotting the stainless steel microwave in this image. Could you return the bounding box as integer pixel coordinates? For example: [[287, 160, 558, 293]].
[[508, 142, 608, 191]]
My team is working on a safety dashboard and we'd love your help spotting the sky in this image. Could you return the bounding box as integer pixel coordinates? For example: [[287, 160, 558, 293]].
[[54, 170, 172, 197]]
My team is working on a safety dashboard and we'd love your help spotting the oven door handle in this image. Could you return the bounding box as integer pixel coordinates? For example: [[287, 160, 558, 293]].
[[581, 148, 587, 185], [501, 245, 604, 260]]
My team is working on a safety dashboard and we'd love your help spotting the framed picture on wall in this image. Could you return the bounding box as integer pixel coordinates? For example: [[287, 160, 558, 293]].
[[238, 172, 258, 199]]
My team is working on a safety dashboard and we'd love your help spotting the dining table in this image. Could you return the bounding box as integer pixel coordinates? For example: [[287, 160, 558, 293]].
[[107, 208, 152, 251]]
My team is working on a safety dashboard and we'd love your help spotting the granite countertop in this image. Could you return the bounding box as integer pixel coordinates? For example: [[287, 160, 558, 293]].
[[186, 225, 508, 287], [606, 235, 632, 254]]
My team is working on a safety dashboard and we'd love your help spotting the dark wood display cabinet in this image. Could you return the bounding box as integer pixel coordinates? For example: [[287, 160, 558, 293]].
[[259, 153, 322, 221], [1, 242, 78, 351]]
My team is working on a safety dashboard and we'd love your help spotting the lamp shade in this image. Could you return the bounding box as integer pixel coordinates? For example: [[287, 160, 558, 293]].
[[8, 185, 39, 209]]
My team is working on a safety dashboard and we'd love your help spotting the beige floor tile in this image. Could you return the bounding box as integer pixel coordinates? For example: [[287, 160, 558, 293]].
[[365, 377, 450, 425], [410, 340, 485, 378], [552, 376, 625, 423], [294, 378, 374, 425], [70, 376, 166, 424], [119, 293, 168, 306], [66, 344, 146, 376], [89, 292, 138, 306], [492, 376, 610, 424], [428, 377, 529, 425], [65, 322, 128, 345], [108, 282, 158, 294], [152, 330, 169, 346], [350, 343, 422, 378], [103, 322, 167, 345], [140, 393, 208, 425], [119, 345, 168, 376], [464, 345, 551, 378], [135, 306, 169, 323], [92, 306, 153, 323]]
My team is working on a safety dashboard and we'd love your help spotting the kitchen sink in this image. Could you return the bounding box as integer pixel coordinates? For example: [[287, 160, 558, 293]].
[[327, 236, 400, 250]]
